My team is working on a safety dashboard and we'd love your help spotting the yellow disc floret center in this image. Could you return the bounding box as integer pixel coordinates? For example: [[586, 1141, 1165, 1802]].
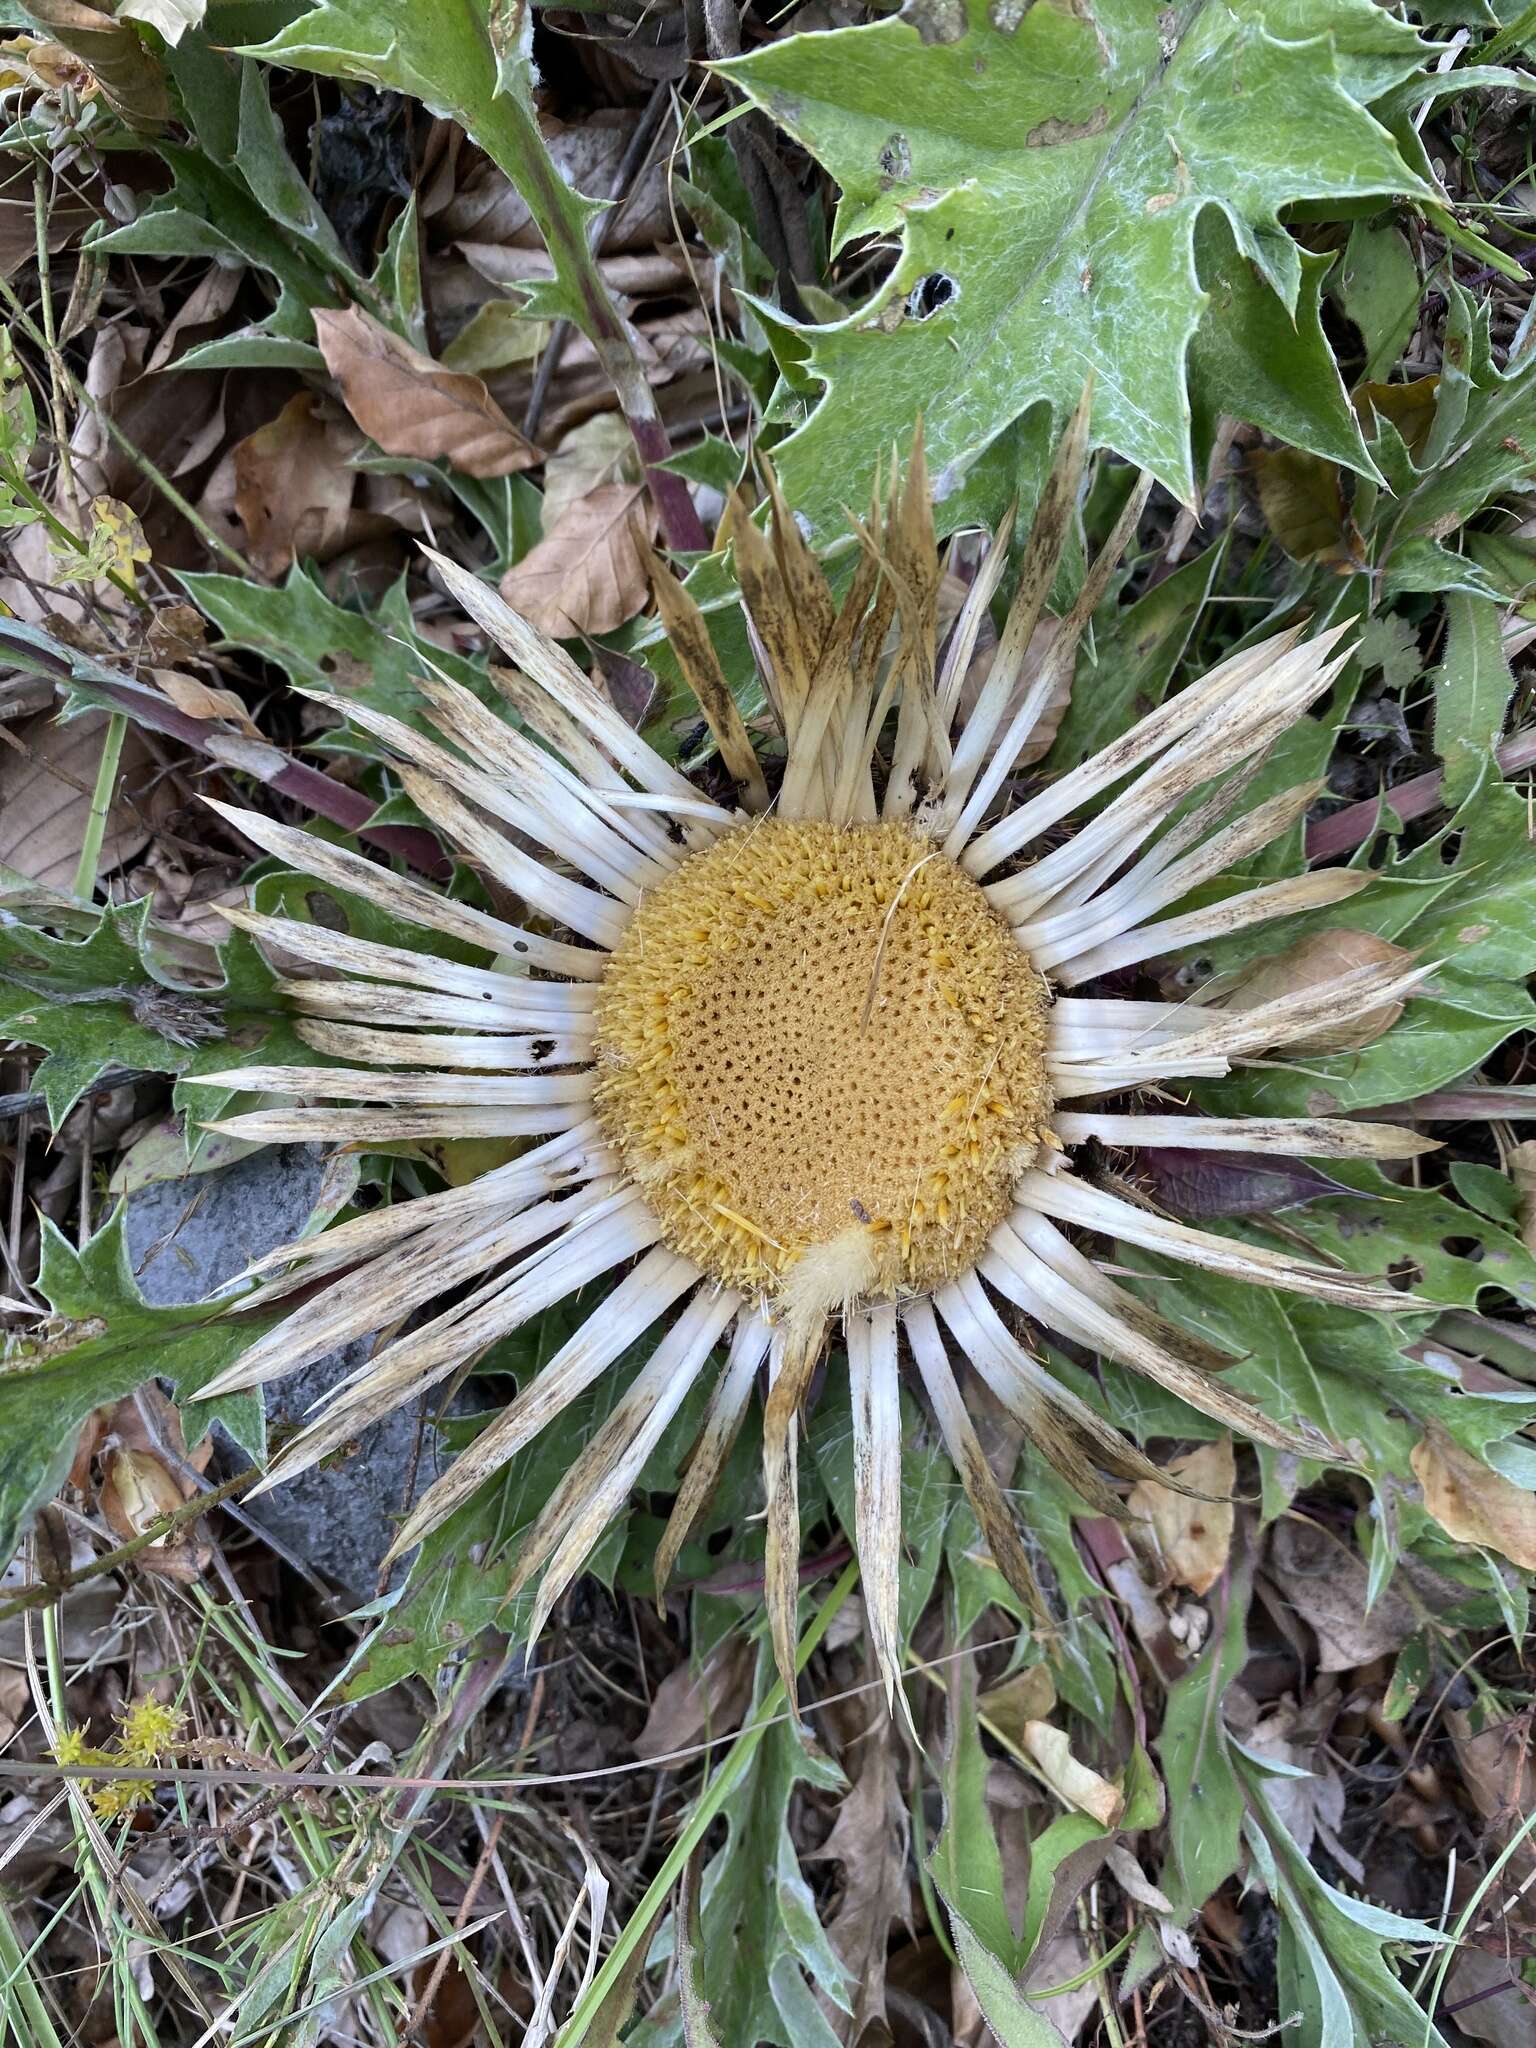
[[592, 819, 1051, 1310]]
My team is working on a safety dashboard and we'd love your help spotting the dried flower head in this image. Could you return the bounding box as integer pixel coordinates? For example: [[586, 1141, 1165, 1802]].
[[192, 425, 1430, 1701]]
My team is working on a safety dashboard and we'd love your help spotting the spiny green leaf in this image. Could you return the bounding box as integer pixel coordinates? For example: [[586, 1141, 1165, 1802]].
[[722, 0, 1432, 538], [1046, 544, 1223, 779], [183, 564, 495, 743], [1158, 1545, 1251, 1909], [1395, 779, 1536, 981], [1199, 971, 1536, 1118], [1242, 1763, 1451, 2048], [1337, 214, 1421, 382], [0, 1207, 270, 1569]]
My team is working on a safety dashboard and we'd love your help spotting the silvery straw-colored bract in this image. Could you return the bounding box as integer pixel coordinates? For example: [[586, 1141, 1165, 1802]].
[[189, 416, 1431, 1705]]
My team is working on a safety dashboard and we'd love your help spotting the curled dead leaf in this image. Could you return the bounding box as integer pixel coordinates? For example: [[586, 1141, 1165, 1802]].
[[540, 413, 639, 534], [1411, 1423, 1536, 1572], [978, 1660, 1057, 1748], [315, 304, 541, 479], [1506, 1141, 1536, 1255], [98, 1449, 207, 1582], [1250, 447, 1363, 569], [152, 667, 261, 737], [20, 0, 170, 126], [1219, 927, 1412, 1051], [1127, 1436, 1235, 1596], [632, 1636, 753, 1766], [499, 482, 656, 638], [1022, 1720, 1124, 1826]]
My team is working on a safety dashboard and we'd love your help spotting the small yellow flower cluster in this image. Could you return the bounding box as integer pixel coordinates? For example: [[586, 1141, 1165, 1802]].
[[53, 1696, 183, 1819]]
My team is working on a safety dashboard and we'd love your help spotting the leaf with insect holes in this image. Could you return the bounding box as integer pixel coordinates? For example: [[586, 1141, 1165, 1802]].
[[0, 1206, 270, 1571], [719, 0, 1433, 538]]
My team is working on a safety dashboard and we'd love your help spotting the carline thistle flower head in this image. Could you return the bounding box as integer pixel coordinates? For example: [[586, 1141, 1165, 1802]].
[[191, 421, 1430, 1703]]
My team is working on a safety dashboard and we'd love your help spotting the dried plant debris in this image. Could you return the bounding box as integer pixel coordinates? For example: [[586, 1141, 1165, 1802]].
[[3, 6, 1536, 2045]]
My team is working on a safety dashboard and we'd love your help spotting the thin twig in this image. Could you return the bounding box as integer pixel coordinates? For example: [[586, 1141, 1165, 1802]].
[[0, 1467, 260, 1624]]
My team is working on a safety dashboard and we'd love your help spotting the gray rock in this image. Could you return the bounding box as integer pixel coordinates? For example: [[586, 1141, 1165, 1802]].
[[124, 1145, 432, 1603]]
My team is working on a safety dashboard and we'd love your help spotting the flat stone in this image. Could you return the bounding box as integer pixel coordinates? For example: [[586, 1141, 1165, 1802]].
[[124, 1144, 426, 1604]]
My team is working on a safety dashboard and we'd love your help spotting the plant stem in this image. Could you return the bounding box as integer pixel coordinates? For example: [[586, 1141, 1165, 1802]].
[[0, 1900, 66, 2048], [33, 161, 80, 534], [556, 1559, 861, 2046], [0, 620, 450, 877], [1305, 726, 1536, 861], [72, 709, 127, 903]]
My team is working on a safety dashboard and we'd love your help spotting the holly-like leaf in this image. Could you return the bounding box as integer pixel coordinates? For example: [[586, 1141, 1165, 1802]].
[[722, 0, 1433, 537], [0, 1207, 271, 1569], [183, 563, 496, 743], [0, 896, 228, 1125], [241, 0, 605, 336]]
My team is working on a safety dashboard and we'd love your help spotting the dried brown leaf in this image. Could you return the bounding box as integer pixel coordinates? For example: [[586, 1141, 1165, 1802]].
[[632, 1638, 753, 1767], [1507, 1141, 1536, 1255], [232, 391, 364, 577], [540, 413, 638, 533], [978, 1661, 1057, 1748], [499, 483, 655, 639], [151, 666, 260, 737], [1411, 1423, 1536, 1572], [1127, 1436, 1235, 1596], [1220, 927, 1412, 1051], [21, 0, 170, 125], [1250, 447, 1363, 569], [808, 1709, 908, 2037], [315, 303, 541, 479], [0, 709, 154, 888], [98, 1448, 206, 1582], [1265, 1515, 1460, 1672]]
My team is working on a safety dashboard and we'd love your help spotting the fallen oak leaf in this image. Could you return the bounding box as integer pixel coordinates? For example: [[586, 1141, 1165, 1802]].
[[499, 482, 655, 638], [315, 304, 541, 480], [1411, 1423, 1536, 1573]]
